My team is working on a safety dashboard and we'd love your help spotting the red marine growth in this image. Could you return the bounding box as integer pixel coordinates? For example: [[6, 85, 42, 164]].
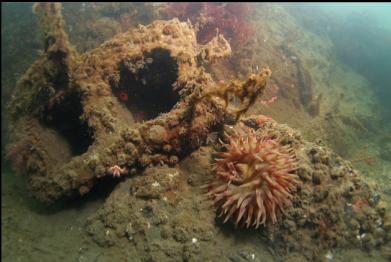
[[116, 89, 129, 103], [164, 3, 255, 48]]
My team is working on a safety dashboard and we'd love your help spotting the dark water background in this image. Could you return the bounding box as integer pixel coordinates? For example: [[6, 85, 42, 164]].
[[285, 3, 391, 123]]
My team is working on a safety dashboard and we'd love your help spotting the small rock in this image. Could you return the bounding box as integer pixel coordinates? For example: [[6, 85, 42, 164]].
[[283, 219, 297, 233], [173, 227, 189, 243], [312, 171, 322, 185], [313, 190, 328, 202], [160, 225, 171, 239]]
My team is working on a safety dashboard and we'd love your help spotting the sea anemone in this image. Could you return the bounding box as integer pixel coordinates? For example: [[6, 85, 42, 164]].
[[207, 126, 299, 228]]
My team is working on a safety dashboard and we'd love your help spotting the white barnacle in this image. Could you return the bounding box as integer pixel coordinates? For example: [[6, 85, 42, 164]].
[[168, 171, 179, 180], [324, 251, 333, 260], [356, 233, 366, 240]]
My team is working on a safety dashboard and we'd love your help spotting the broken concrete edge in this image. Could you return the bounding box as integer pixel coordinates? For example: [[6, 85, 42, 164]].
[[28, 67, 272, 204], [5, 3, 273, 204], [8, 3, 77, 121]]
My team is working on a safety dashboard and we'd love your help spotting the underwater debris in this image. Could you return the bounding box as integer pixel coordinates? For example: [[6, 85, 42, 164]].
[[198, 68, 272, 118], [6, 3, 271, 204], [8, 2, 77, 119]]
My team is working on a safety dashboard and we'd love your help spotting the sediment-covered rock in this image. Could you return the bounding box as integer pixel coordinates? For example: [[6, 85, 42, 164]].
[[86, 117, 390, 261]]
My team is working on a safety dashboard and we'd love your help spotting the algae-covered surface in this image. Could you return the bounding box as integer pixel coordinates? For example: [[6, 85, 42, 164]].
[[2, 3, 391, 262]]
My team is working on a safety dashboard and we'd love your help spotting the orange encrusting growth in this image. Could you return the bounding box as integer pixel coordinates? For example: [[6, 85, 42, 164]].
[[207, 127, 299, 228]]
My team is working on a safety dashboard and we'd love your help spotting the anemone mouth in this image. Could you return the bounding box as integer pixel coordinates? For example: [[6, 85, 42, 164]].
[[111, 48, 180, 122], [40, 91, 94, 157]]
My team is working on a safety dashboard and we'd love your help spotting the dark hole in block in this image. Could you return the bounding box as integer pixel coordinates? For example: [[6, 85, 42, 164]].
[[40, 92, 94, 156], [112, 48, 180, 122]]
